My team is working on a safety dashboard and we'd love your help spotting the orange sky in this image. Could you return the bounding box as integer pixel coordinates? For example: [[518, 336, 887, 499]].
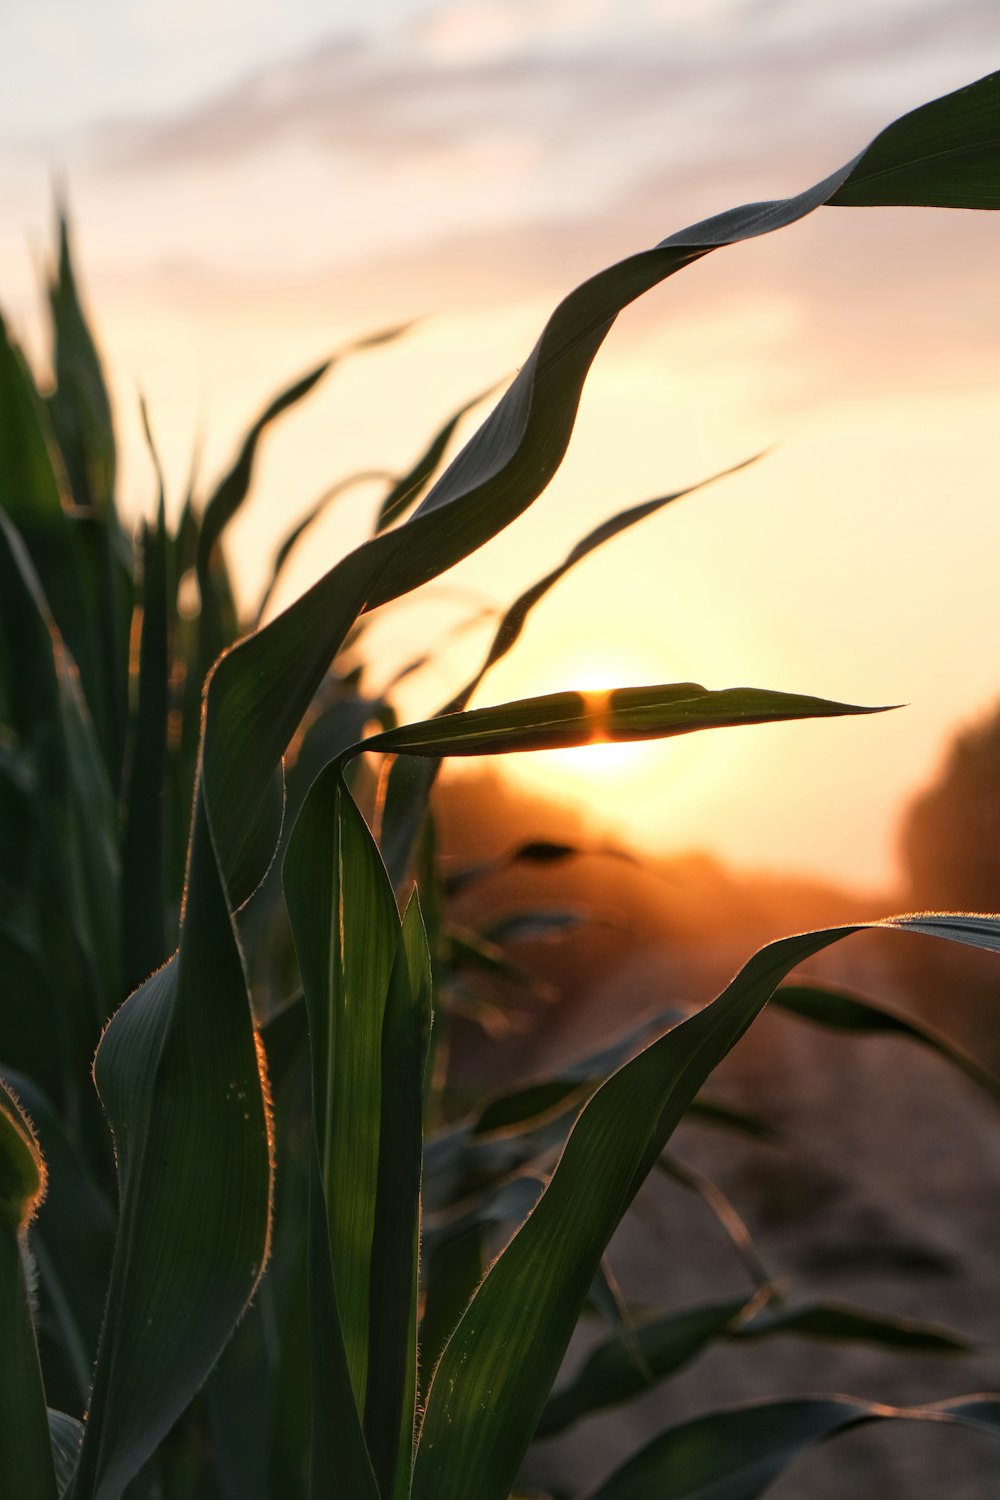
[[1, 1, 998, 889]]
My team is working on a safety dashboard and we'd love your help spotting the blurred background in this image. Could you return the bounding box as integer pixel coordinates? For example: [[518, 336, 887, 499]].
[[2, 0, 998, 894]]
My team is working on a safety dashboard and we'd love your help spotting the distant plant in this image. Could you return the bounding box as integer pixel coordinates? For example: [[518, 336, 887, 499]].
[[2, 68, 1000, 1500], [902, 701, 1000, 912]]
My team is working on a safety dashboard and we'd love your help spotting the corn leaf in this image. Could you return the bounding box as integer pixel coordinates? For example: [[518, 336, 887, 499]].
[[46, 212, 116, 519], [374, 381, 504, 533], [410, 915, 1000, 1500], [306, 1150, 380, 1500], [537, 1298, 750, 1439], [121, 463, 171, 992], [732, 1300, 977, 1354], [256, 469, 393, 623], [583, 1395, 1000, 1500], [196, 323, 409, 587], [68, 797, 273, 1500], [364, 896, 432, 1500], [359, 683, 891, 760], [0, 1079, 56, 1500], [772, 982, 1000, 1103], [284, 774, 400, 1406]]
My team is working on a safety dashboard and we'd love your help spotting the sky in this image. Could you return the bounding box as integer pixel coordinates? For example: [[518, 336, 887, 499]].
[[1, 0, 998, 890]]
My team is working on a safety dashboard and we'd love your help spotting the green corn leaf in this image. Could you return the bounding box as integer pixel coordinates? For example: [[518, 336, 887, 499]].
[[68, 796, 273, 1500], [0, 1079, 56, 1500], [732, 1299, 977, 1355], [537, 1297, 750, 1439], [121, 417, 171, 992], [582, 1395, 1000, 1500], [357, 683, 892, 760], [284, 772, 400, 1407], [46, 210, 116, 519], [0, 512, 120, 1028], [444, 457, 759, 718], [47, 212, 132, 786], [196, 323, 409, 588], [410, 914, 1000, 1500], [1, 1070, 114, 1414], [374, 381, 504, 533], [306, 1150, 381, 1500], [0, 312, 105, 737], [204, 69, 1000, 911], [657, 1155, 773, 1292], [364, 895, 433, 1500], [379, 461, 756, 883], [772, 982, 1000, 1103], [256, 468, 393, 623]]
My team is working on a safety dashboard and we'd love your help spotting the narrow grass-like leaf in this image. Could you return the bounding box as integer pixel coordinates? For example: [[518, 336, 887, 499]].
[[256, 469, 393, 623], [658, 1154, 773, 1291], [0, 512, 120, 1024], [306, 1149, 381, 1500], [444, 459, 759, 717], [537, 1298, 750, 1439], [46, 211, 116, 519], [365, 895, 433, 1499], [411, 915, 1000, 1500], [196, 324, 409, 587], [358, 683, 892, 760], [284, 773, 399, 1405], [583, 1395, 1000, 1500], [773, 982, 1000, 1103], [0, 312, 104, 734], [47, 213, 132, 785], [121, 414, 170, 991], [374, 381, 504, 533], [0, 1079, 56, 1500], [732, 1300, 977, 1354]]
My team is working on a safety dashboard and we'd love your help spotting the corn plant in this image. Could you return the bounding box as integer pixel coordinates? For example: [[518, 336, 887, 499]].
[[2, 68, 1000, 1500]]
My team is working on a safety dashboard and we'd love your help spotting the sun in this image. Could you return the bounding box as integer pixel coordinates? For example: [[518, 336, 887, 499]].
[[470, 636, 739, 855]]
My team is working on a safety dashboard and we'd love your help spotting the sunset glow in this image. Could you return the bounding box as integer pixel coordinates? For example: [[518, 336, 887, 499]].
[[2, 0, 997, 888]]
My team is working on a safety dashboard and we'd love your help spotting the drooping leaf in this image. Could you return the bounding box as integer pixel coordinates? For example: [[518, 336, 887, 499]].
[[196, 324, 409, 587], [256, 468, 393, 623], [410, 915, 1000, 1500], [444, 457, 759, 718], [582, 1395, 1000, 1500], [773, 981, 1000, 1103], [657, 1154, 773, 1292], [732, 1299, 977, 1355], [374, 380, 505, 533], [537, 1298, 750, 1439]]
